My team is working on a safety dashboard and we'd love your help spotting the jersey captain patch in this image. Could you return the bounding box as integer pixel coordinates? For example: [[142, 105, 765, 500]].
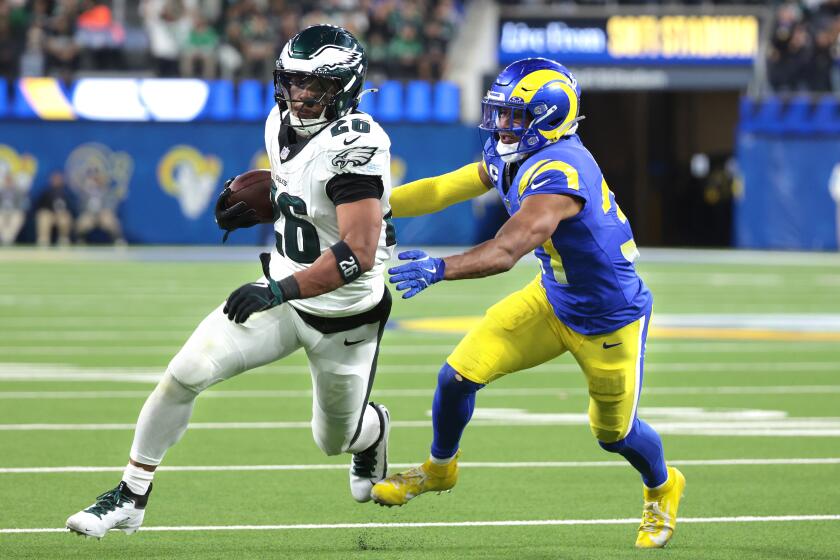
[[331, 146, 377, 169]]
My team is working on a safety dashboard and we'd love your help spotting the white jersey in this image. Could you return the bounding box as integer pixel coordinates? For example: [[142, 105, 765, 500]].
[[264, 106, 394, 317]]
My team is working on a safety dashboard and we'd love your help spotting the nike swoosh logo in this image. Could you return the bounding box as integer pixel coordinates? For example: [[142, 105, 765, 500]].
[[530, 179, 551, 190], [602, 342, 623, 349], [344, 338, 365, 346], [343, 136, 361, 145]]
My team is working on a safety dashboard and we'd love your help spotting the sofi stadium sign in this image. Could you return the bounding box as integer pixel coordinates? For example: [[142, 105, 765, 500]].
[[499, 15, 759, 64]]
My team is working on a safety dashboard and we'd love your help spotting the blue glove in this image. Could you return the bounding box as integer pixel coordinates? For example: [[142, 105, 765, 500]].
[[388, 250, 445, 299]]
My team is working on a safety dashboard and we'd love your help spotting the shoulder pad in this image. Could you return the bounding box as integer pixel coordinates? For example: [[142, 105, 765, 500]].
[[319, 114, 390, 174]]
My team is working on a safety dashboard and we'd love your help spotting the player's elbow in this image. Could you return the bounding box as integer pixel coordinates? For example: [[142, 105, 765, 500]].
[[346, 240, 376, 272]]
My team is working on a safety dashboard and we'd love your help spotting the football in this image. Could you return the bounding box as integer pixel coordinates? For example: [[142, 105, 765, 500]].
[[226, 169, 274, 223]]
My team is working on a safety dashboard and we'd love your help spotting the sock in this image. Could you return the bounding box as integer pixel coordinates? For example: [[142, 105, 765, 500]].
[[129, 371, 199, 466], [122, 463, 154, 495], [429, 454, 457, 465], [599, 418, 668, 488], [430, 363, 484, 460], [346, 403, 381, 454]]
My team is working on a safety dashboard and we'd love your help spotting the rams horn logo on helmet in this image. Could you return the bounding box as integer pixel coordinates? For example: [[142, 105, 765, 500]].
[[332, 146, 377, 169]]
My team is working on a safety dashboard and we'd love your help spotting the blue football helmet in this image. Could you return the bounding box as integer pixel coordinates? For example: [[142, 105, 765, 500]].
[[479, 58, 583, 162]]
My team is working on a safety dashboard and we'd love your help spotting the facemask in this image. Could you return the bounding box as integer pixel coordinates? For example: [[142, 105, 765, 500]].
[[288, 106, 329, 138]]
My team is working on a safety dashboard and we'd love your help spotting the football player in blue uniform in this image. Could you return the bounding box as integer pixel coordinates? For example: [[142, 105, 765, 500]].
[[371, 58, 686, 548]]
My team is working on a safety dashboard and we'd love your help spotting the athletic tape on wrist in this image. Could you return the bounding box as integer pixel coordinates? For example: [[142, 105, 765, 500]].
[[329, 240, 363, 283]]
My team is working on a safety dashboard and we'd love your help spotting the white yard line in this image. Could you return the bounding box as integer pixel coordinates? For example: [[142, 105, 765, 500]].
[[1, 384, 840, 400], [0, 361, 838, 378], [2, 515, 840, 534], [3, 418, 840, 435], [1, 457, 839, 475]]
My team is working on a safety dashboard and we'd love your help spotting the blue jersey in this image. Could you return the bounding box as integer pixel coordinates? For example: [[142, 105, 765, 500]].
[[482, 135, 652, 335]]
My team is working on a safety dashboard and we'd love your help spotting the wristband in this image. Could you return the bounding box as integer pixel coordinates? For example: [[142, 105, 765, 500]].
[[329, 240, 363, 283]]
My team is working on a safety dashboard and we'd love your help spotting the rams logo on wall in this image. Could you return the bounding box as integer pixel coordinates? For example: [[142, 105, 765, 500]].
[[65, 143, 132, 202], [250, 151, 270, 172], [0, 145, 38, 194], [390, 156, 406, 187], [158, 146, 221, 220]]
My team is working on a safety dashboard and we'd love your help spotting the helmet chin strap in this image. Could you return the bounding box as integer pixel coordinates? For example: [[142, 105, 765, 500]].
[[496, 139, 529, 163]]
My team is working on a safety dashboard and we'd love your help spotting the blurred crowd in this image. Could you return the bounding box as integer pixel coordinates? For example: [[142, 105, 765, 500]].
[[0, 168, 126, 247], [768, 0, 840, 92], [0, 0, 461, 84]]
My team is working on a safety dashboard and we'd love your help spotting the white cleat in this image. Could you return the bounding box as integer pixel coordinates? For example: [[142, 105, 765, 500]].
[[66, 481, 151, 539], [349, 402, 390, 503]]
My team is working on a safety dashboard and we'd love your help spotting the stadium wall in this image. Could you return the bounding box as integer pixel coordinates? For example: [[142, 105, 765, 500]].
[[0, 121, 484, 246], [735, 96, 840, 250]]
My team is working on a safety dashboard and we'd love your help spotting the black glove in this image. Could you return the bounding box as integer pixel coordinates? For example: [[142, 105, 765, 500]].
[[214, 179, 259, 242], [223, 282, 283, 324]]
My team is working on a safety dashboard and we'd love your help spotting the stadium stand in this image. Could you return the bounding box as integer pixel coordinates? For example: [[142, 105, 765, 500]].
[[0, 0, 462, 81]]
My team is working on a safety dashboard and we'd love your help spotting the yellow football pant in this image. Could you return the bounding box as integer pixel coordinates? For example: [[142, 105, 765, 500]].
[[447, 276, 650, 443]]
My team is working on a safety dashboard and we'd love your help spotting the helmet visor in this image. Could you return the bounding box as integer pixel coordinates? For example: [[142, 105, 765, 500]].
[[274, 70, 342, 120], [479, 99, 531, 136]]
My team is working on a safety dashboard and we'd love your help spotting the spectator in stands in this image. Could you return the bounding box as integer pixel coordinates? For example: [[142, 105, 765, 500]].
[[0, 171, 29, 246], [75, 0, 126, 72], [75, 168, 126, 246], [389, 25, 423, 79], [419, 20, 447, 80], [240, 12, 274, 79], [0, 4, 22, 84], [217, 19, 243, 80], [768, 0, 840, 92], [365, 31, 389, 82], [180, 13, 218, 79], [19, 23, 46, 77], [35, 170, 74, 247], [44, 14, 80, 82], [141, 0, 189, 77]]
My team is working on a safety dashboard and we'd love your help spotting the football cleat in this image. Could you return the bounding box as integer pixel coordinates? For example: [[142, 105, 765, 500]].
[[635, 466, 686, 548], [66, 481, 151, 539], [370, 449, 461, 507], [349, 402, 390, 503]]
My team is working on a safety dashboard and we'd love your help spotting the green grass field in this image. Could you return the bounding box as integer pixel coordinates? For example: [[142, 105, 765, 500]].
[[1, 247, 839, 559]]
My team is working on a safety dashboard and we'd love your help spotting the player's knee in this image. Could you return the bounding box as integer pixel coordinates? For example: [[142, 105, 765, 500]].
[[156, 370, 200, 402], [591, 422, 626, 445], [166, 349, 219, 394], [436, 363, 484, 397], [595, 416, 639, 449]]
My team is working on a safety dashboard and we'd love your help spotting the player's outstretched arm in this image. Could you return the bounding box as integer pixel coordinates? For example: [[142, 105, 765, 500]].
[[389, 194, 582, 299], [443, 194, 582, 279], [389, 162, 492, 218]]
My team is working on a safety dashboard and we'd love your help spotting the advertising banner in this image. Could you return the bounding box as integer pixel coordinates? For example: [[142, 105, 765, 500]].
[[499, 15, 759, 65], [0, 122, 483, 246]]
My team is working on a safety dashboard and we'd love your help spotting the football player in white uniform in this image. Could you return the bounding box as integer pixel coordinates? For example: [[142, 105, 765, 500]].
[[66, 25, 396, 538]]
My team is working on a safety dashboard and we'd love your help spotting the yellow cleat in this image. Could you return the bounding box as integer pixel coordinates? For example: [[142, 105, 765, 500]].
[[635, 466, 686, 549], [371, 450, 461, 506]]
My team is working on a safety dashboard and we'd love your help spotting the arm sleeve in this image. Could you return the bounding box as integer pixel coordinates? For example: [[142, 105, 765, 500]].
[[390, 162, 490, 218], [325, 173, 384, 205]]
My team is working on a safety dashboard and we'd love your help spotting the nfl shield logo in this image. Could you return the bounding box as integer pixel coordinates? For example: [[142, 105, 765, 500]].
[[280, 146, 290, 160]]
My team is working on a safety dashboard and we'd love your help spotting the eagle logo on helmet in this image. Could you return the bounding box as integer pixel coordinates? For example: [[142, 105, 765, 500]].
[[310, 45, 364, 73]]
